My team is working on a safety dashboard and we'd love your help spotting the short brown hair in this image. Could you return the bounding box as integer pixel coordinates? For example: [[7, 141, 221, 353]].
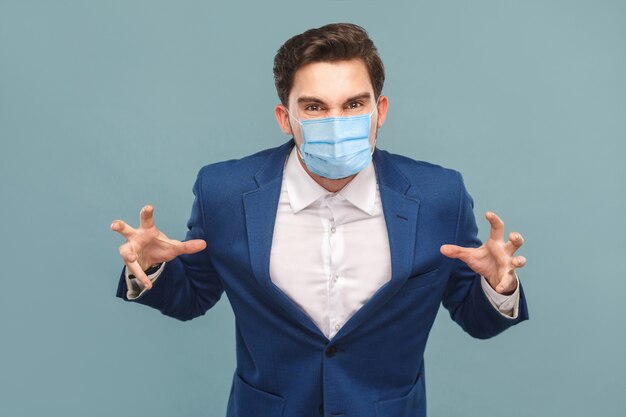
[[273, 23, 385, 107]]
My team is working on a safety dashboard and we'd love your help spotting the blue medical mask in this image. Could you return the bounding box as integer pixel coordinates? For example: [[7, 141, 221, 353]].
[[289, 101, 379, 179]]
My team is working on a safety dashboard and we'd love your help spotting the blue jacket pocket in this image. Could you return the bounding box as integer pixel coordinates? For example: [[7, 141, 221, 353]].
[[374, 372, 426, 417], [229, 372, 285, 417]]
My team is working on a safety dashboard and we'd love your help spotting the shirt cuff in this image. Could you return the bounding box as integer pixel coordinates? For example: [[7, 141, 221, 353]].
[[124, 262, 166, 300], [480, 273, 520, 319]]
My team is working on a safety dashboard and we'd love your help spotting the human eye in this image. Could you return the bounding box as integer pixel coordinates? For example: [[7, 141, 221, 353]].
[[347, 101, 364, 111], [305, 104, 322, 112]]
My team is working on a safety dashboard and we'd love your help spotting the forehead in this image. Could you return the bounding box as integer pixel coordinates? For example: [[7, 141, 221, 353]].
[[289, 59, 374, 105]]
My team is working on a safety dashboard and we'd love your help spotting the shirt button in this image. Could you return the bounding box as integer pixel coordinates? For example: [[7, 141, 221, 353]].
[[334, 323, 341, 331], [330, 226, 336, 233], [333, 274, 339, 282]]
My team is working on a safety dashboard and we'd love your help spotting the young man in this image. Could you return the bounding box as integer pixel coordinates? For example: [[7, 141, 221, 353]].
[[112, 23, 528, 417]]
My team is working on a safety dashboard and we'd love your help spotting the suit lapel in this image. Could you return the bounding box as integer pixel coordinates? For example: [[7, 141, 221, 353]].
[[376, 149, 420, 287], [243, 140, 326, 338]]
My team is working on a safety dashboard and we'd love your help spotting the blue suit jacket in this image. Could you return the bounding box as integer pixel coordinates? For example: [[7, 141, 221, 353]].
[[117, 139, 529, 417]]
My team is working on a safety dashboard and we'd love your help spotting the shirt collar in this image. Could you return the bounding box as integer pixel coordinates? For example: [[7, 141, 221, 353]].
[[284, 147, 377, 216], [338, 158, 377, 216]]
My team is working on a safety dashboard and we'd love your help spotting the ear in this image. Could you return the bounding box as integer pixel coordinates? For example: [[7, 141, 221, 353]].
[[375, 95, 389, 128], [274, 104, 293, 135]]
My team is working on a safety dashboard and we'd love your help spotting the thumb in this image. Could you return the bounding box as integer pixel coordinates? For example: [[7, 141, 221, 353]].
[[179, 239, 207, 255], [440, 244, 467, 260]]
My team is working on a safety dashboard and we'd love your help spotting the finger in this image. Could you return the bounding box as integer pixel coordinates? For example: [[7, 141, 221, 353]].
[[486, 211, 505, 241], [111, 220, 136, 238], [505, 231, 524, 254], [176, 239, 207, 255], [495, 273, 518, 294], [125, 258, 153, 289], [139, 205, 154, 229], [118, 242, 137, 264], [440, 244, 471, 260], [511, 256, 527, 269]]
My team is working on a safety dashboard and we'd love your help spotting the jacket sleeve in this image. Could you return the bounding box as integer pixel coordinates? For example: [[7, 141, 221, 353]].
[[441, 172, 529, 339], [115, 168, 225, 321]]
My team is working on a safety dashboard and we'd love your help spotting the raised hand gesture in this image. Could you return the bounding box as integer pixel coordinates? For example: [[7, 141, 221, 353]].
[[440, 211, 526, 295], [111, 205, 207, 289]]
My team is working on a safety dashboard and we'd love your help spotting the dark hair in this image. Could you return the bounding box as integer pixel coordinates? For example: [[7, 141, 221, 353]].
[[273, 23, 385, 107]]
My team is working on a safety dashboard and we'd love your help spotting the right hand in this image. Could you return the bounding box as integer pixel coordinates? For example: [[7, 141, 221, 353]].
[[111, 205, 207, 289]]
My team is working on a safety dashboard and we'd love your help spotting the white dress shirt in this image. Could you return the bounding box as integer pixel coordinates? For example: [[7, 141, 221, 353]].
[[269, 148, 393, 339], [125, 148, 520, 338]]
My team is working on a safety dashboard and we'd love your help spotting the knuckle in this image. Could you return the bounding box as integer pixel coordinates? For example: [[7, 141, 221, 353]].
[[119, 243, 134, 258]]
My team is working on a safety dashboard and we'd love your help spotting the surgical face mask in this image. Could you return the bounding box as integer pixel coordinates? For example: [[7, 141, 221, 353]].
[[288, 100, 379, 179]]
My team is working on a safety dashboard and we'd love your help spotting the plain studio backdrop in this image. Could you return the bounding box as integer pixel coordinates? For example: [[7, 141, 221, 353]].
[[1, 1, 624, 416]]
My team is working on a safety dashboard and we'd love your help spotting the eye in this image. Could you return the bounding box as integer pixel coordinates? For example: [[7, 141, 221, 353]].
[[305, 104, 322, 112], [347, 101, 363, 110]]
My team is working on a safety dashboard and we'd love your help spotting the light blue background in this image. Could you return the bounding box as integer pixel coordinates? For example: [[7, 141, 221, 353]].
[[1, 1, 624, 416]]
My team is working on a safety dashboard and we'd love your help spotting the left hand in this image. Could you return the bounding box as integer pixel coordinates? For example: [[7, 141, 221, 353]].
[[440, 211, 526, 295]]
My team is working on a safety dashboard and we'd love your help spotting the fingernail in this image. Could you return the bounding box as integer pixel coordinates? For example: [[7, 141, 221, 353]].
[[110, 222, 116, 229]]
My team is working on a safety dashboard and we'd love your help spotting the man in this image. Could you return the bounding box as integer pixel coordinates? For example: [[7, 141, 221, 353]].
[[112, 23, 528, 417]]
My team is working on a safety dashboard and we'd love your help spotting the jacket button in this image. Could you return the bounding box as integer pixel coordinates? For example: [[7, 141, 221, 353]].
[[318, 402, 324, 415], [325, 346, 338, 357]]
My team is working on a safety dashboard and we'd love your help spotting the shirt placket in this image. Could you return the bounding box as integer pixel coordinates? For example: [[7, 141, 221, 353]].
[[323, 195, 344, 339]]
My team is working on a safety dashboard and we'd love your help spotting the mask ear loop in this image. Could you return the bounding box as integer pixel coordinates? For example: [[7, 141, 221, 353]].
[[283, 107, 306, 160], [296, 143, 304, 161], [370, 137, 377, 157], [370, 95, 382, 156]]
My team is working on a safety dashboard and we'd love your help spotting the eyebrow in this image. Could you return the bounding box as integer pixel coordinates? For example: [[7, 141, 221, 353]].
[[296, 92, 372, 105]]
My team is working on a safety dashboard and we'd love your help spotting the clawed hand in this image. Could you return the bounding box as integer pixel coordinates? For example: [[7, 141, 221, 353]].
[[440, 211, 526, 295], [111, 205, 206, 289]]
